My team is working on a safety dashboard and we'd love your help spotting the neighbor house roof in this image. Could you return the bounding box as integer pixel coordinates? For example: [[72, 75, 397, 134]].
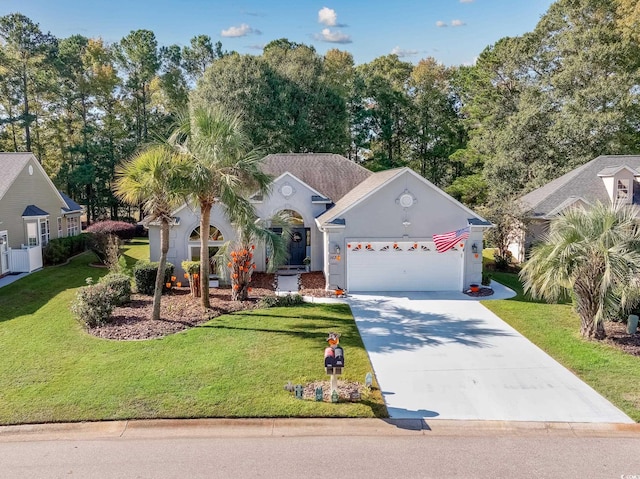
[[0, 153, 38, 202], [59, 190, 82, 213], [22, 205, 49, 217], [519, 155, 640, 218], [260, 153, 372, 202]]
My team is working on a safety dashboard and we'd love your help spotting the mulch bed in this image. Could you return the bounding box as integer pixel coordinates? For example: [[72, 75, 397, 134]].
[[603, 321, 640, 356], [89, 271, 330, 341]]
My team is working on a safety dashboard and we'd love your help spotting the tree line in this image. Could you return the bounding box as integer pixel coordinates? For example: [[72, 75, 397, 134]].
[[1, 0, 639, 223]]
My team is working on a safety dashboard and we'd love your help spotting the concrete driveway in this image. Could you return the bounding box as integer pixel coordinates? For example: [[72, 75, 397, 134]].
[[347, 283, 633, 423]]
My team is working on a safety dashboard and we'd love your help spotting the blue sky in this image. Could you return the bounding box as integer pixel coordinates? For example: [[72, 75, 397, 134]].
[[0, 0, 555, 66]]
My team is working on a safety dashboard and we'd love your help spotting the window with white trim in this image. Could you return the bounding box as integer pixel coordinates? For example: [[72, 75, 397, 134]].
[[67, 216, 79, 236], [40, 219, 50, 245], [57, 217, 63, 238], [617, 179, 630, 200], [26, 222, 38, 246]]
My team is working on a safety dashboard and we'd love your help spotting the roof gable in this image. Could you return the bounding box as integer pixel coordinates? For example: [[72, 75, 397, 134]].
[[260, 153, 372, 202], [0, 153, 68, 208], [317, 167, 489, 226]]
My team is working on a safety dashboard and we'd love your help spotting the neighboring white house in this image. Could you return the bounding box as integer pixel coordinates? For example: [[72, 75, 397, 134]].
[[0, 153, 83, 275], [147, 153, 492, 292], [511, 154, 640, 262]]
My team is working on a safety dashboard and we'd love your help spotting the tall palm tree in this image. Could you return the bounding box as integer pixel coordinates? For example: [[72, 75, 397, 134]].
[[520, 202, 640, 339], [114, 145, 187, 321], [169, 106, 271, 309]]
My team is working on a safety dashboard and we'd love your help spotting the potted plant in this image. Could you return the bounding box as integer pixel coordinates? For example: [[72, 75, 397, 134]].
[[303, 256, 311, 272], [469, 283, 480, 293]]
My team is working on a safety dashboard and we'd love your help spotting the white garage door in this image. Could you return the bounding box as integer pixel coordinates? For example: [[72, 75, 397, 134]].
[[346, 241, 463, 292]]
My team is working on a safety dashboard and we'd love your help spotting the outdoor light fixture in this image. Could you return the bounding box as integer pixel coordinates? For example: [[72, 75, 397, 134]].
[[471, 243, 478, 253], [335, 245, 340, 254]]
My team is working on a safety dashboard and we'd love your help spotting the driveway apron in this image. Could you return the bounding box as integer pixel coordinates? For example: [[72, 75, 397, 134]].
[[347, 285, 633, 423]]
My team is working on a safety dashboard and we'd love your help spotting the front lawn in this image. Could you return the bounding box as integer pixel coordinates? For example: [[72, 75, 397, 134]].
[[484, 272, 640, 422], [0, 242, 386, 425]]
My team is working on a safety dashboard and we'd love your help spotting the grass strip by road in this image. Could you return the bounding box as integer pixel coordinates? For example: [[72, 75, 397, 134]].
[[484, 271, 640, 422], [0, 241, 385, 425]]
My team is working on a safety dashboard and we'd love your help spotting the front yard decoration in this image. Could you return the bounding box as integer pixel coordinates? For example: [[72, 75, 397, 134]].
[[324, 332, 344, 396]]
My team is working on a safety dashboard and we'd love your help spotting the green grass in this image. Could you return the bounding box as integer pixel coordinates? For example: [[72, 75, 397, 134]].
[[484, 272, 640, 422], [0, 240, 385, 425]]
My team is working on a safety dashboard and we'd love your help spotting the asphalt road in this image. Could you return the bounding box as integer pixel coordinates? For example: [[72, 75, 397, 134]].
[[1, 419, 639, 478]]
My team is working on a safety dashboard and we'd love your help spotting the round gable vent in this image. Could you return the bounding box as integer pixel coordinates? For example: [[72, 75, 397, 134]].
[[28, 165, 33, 175], [399, 193, 414, 208], [281, 184, 293, 197]]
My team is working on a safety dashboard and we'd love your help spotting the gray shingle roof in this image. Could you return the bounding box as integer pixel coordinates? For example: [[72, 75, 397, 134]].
[[519, 155, 640, 217], [260, 153, 372, 202], [0, 153, 37, 201]]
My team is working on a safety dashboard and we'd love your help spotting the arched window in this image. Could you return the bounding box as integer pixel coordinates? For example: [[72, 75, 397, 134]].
[[188, 225, 225, 270], [281, 209, 304, 226], [189, 226, 224, 242]]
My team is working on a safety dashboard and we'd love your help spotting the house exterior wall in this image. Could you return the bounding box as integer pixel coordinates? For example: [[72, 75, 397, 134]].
[[0, 157, 66, 249], [254, 173, 327, 271], [322, 170, 484, 291], [509, 219, 549, 263]]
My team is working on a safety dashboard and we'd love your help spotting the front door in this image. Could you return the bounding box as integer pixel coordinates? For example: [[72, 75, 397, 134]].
[[0, 231, 9, 275], [288, 228, 308, 266]]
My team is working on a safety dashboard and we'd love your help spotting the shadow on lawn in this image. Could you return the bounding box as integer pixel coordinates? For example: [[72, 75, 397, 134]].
[[0, 252, 106, 324]]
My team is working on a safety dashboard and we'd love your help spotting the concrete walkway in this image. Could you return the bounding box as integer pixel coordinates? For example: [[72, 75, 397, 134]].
[[276, 273, 300, 295], [346, 284, 634, 424], [0, 272, 29, 288]]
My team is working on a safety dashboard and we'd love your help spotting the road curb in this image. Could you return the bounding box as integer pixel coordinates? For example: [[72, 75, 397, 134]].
[[1, 418, 638, 442]]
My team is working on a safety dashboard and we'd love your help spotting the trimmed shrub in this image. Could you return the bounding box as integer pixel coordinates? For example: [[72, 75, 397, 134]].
[[481, 272, 492, 286], [43, 239, 70, 265], [258, 294, 304, 309], [42, 234, 88, 265], [181, 260, 200, 275], [133, 261, 174, 295], [85, 220, 137, 241], [71, 283, 116, 328], [99, 273, 132, 305]]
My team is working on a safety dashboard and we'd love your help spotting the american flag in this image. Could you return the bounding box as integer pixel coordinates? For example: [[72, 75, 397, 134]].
[[432, 226, 470, 253]]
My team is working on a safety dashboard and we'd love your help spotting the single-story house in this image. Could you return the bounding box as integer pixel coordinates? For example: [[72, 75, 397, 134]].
[[510, 154, 640, 262], [0, 153, 83, 275], [148, 153, 491, 292]]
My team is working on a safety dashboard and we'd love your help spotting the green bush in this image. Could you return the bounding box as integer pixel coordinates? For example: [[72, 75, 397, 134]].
[[133, 261, 174, 295], [43, 239, 70, 265], [42, 234, 88, 265], [481, 272, 492, 286], [181, 260, 200, 275], [71, 283, 116, 328], [99, 273, 132, 305], [258, 294, 304, 309]]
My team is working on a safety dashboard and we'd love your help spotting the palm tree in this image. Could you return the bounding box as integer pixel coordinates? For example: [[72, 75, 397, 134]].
[[520, 202, 640, 339], [222, 211, 290, 301], [169, 106, 271, 309], [114, 145, 187, 321]]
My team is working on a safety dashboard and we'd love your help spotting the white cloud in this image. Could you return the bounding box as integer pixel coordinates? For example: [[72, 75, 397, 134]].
[[391, 46, 418, 58], [318, 28, 352, 43], [451, 19, 466, 27], [246, 44, 265, 50], [221, 23, 261, 37], [318, 7, 337, 26], [436, 20, 447, 27]]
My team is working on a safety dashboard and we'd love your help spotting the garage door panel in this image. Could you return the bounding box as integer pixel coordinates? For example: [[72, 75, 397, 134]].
[[347, 241, 462, 292]]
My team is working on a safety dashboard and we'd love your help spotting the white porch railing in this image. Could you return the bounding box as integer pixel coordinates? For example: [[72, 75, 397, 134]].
[[9, 245, 43, 273]]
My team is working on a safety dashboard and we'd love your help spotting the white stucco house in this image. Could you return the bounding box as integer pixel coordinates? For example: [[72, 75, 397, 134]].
[[510, 155, 640, 263], [148, 153, 492, 292]]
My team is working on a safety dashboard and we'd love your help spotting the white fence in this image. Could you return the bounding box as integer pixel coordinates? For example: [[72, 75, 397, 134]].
[[9, 245, 43, 273]]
